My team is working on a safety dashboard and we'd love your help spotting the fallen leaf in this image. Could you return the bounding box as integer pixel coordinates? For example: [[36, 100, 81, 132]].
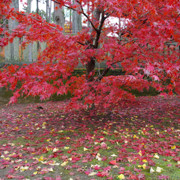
[[156, 167, 163, 173], [117, 174, 125, 179]]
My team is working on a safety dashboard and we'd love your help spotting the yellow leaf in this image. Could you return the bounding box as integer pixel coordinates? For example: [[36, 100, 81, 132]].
[[142, 164, 146, 169], [117, 174, 125, 179], [102, 131, 108, 135], [150, 167, 155, 173], [48, 167, 53, 172], [58, 130, 63, 133], [64, 146, 69, 150], [36, 166, 41, 170], [111, 154, 117, 157], [138, 164, 146, 169], [61, 161, 68, 166], [84, 147, 88, 151], [46, 147, 52, 151], [156, 167, 163, 173], [38, 156, 44, 162], [154, 153, 159, 159], [133, 135, 138, 138], [138, 151, 142, 156], [53, 148, 59, 152], [49, 161, 60, 166], [20, 166, 29, 172], [4, 151, 9, 155], [33, 171, 38, 175], [127, 157, 133, 162], [88, 172, 97, 176], [96, 153, 102, 161], [171, 145, 176, 149]]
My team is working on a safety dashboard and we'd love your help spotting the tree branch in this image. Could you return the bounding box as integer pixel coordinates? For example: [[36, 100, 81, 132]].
[[94, 10, 106, 48], [77, 41, 85, 46], [95, 67, 110, 82]]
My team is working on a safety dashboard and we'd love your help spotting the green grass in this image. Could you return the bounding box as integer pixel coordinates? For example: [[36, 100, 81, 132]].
[[1, 126, 179, 179]]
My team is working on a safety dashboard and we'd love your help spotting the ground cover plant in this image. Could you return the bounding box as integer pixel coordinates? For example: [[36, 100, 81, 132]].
[[0, 95, 180, 179]]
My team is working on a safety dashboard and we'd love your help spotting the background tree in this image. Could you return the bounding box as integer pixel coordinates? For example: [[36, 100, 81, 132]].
[[4, 0, 19, 62], [45, 0, 53, 22], [72, 0, 82, 34], [0, 0, 179, 110], [54, 1, 65, 28], [36, 0, 39, 14], [46, 0, 50, 22], [26, 0, 33, 62]]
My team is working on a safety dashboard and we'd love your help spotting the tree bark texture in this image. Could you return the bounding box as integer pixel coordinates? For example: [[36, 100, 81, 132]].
[[5, 0, 19, 62], [72, 0, 82, 34], [86, 7, 101, 82], [54, 2, 65, 29]]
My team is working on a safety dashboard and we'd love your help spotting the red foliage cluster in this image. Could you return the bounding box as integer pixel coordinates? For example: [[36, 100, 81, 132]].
[[0, 0, 179, 110]]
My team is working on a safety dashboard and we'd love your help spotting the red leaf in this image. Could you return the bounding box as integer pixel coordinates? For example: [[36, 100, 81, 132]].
[[109, 160, 117, 165]]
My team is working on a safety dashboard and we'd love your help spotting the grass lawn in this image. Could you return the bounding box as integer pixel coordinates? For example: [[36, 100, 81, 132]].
[[0, 96, 179, 180]]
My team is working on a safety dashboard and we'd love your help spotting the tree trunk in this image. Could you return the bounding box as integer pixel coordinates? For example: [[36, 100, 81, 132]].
[[86, 57, 96, 81], [36, 0, 39, 15], [49, 0, 52, 23], [36, 0, 40, 50], [27, 0, 32, 13], [26, 0, 33, 62], [46, 0, 49, 22], [54, 2, 65, 29], [72, 0, 82, 34], [5, 0, 19, 63], [86, 7, 101, 82]]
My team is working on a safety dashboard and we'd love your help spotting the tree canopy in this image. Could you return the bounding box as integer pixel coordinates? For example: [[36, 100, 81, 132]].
[[0, 0, 179, 111]]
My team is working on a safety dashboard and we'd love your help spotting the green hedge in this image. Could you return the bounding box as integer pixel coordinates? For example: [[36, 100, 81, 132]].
[[72, 68, 125, 76]]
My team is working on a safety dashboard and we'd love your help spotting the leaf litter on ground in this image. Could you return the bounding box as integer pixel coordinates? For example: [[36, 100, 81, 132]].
[[0, 96, 179, 179]]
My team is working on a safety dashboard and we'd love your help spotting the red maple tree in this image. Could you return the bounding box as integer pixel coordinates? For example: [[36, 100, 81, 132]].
[[0, 0, 179, 110]]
